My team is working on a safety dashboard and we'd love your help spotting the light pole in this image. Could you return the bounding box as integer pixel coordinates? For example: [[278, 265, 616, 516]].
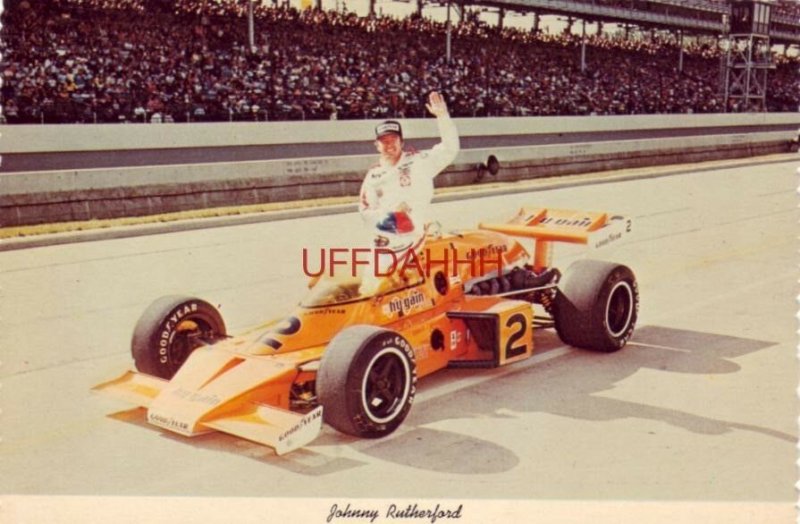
[[446, 0, 452, 64], [248, 0, 255, 51]]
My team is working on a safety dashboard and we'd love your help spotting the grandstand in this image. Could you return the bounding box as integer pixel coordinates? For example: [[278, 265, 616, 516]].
[[0, 0, 797, 123]]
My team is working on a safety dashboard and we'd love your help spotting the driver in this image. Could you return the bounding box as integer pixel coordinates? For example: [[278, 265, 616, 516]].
[[359, 91, 460, 277]]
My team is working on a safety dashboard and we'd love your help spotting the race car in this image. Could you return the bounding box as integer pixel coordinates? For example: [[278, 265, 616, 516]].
[[94, 207, 638, 454]]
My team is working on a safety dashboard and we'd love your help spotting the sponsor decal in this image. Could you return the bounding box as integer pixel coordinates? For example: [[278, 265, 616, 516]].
[[449, 330, 462, 351], [594, 231, 623, 249], [277, 408, 323, 443], [170, 387, 222, 407], [148, 411, 191, 433], [398, 167, 411, 187], [465, 243, 507, 260], [414, 343, 430, 361], [382, 290, 425, 316], [375, 121, 401, 136], [539, 216, 594, 228], [306, 308, 346, 315], [159, 302, 199, 364], [591, 218, 630, 249]]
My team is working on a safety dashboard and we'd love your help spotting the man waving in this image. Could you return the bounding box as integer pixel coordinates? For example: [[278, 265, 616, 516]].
[[359, 91, 460, 271]]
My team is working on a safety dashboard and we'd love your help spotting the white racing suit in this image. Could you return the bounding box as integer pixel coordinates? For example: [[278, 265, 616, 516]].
[[359, 115, 460, 274]]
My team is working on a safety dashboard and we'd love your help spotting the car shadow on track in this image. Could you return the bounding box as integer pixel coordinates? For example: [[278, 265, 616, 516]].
[[107, 325, 789, 477], [108, 408, 367, 475], [350, 325, 791, 474]]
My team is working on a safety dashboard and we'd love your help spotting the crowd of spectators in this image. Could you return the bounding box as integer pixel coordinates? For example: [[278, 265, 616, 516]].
[[1, 0, 797, 124], [770, 0, 800, 19]]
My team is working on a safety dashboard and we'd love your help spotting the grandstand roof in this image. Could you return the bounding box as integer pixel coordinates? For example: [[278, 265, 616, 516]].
[[460, 0, 799, 44]]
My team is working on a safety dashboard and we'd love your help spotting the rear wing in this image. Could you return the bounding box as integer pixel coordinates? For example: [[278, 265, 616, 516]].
[[478, 207, 631, 270]]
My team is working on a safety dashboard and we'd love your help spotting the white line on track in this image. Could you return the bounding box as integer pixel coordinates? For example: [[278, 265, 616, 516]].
[[626, 341, 693, 353]]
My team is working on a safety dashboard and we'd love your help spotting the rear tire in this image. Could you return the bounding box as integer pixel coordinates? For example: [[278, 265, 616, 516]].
[[132, 295, 226, 379], [317, 326, 417, 438], [553, 260, 638, 352]]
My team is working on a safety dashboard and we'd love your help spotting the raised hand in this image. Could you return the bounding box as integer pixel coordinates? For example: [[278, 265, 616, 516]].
[[426, 91, 449, 117]]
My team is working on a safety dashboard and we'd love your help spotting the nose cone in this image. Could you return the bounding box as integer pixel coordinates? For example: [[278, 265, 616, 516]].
[[146, 347, 296, 436], [247, 305, 368, 355]]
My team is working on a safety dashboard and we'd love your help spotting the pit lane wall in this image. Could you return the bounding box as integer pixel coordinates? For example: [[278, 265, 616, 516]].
[[1, 113, 798, 227]]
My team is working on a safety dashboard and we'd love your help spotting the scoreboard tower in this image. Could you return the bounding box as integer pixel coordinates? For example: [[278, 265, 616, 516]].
[[724, 0, 774, 112]]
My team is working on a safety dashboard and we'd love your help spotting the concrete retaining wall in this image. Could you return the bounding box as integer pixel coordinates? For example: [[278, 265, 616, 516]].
[[1, 123, 794, 227], [4, 112, 800, 153]]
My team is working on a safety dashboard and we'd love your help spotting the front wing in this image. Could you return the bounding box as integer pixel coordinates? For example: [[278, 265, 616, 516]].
[[93, 364, 322, 455]]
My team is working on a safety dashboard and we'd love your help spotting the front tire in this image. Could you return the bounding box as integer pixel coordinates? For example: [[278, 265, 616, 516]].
[[317, 326, 417, 438], [131, 295, 226, 379], [553, 260, 638, 352]]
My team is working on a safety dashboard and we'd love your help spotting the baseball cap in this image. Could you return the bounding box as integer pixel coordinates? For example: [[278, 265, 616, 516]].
[[375, 120, 403, 140]]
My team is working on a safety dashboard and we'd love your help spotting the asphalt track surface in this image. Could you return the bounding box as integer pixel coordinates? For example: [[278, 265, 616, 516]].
[[1, 155, 797, 522], [3, 123, 796, 172]]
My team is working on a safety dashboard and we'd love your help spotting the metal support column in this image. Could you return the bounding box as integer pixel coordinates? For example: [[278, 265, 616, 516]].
[[248, 0, 255, 51], [446, 0, 452, 64], [580, 19, 587, 72]]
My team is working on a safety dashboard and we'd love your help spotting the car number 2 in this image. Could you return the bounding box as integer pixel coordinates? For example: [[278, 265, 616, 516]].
[[504, 313, 527, 360], [262, 316, 301, 350]]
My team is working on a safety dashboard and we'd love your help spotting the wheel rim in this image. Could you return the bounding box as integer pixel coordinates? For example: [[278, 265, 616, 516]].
[[361, 347, 411, 424], [168, 318, 212, 370], [605, 281, 634, 337]]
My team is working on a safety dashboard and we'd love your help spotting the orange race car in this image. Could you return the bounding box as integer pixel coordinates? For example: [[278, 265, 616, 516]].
[[95, 207, 638, 454]]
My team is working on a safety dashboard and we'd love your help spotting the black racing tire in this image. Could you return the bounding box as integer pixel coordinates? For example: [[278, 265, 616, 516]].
[[317, 325, 417, 438], [131, 295, 226, 379], [553, 260, 638, 352]]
